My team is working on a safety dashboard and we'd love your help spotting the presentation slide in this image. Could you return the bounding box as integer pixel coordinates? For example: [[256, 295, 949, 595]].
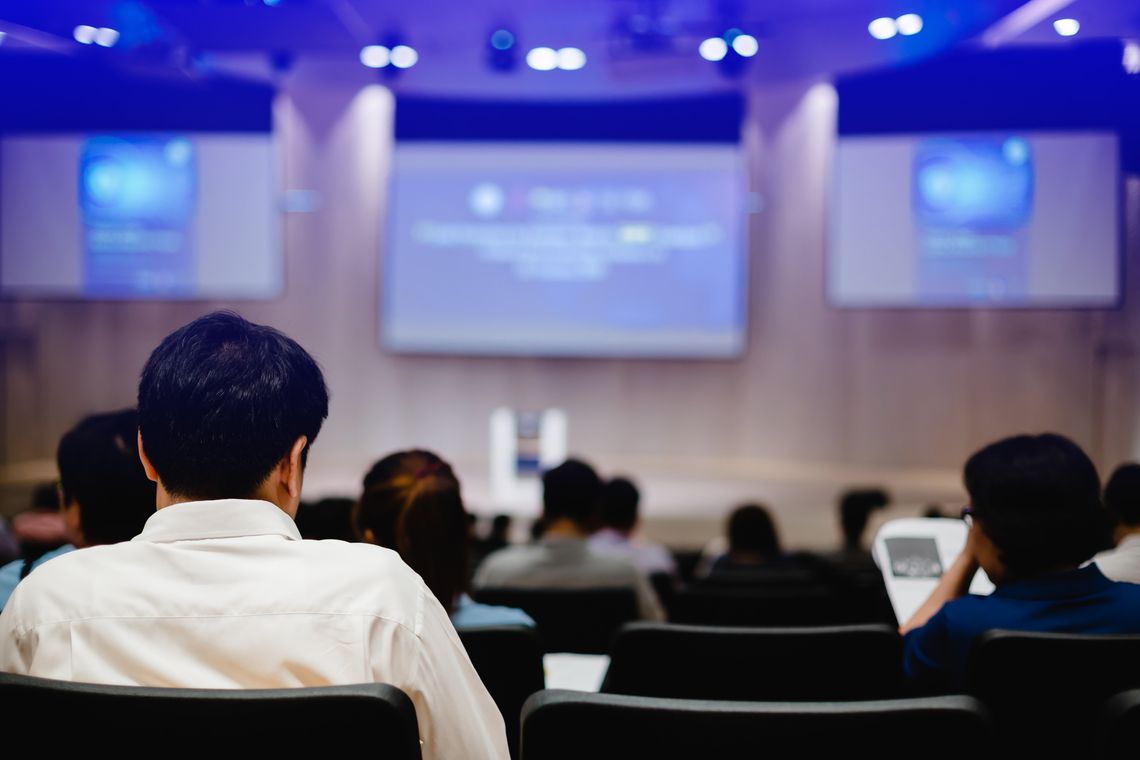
[[1, 133, 282, 300], [383, 143, 747, 358], [829, 131, 1119, 307]]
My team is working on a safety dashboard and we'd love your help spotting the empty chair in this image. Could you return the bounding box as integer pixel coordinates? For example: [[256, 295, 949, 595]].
[[459, 626, 545, 760], [520, 689, 993, 760], [0, 673, 422, 756], [967, 630, 1140, 754], [472, 587, 638, 653], [602, 622, 903, 700], [1098, 689, 1140, 756], [669, 583, 845, 626]]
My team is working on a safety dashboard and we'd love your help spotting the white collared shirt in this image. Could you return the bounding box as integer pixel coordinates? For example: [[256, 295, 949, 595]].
[[1093, 533, 1140, 585], [0, 499, 508, 760]]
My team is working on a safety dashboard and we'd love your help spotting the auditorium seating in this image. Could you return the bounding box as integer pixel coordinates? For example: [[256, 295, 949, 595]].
[[520, 689, 994, 759], [601, 622, 903, 700], [668, 583, 844, 626], [471, 587, 639, 653], [966, 630, 1140, 754], [1098, 689, 1140, 755], [0, 673, 422, 755], [458, 626, 546, 759]]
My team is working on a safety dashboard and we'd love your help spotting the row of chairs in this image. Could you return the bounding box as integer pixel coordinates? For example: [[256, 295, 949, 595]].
[[459, 623, 1140, 757], [3, 673, 1139, 758], [471, 583, 895, 655]]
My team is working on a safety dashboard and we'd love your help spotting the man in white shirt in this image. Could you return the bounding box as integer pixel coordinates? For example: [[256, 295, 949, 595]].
[[473, 460, 665, 621], [1092, 463, 1140, 584], [0, 312, 508, 760]]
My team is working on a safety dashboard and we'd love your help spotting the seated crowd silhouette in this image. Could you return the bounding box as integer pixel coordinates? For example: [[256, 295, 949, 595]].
[[2, 311, 1140, 759]]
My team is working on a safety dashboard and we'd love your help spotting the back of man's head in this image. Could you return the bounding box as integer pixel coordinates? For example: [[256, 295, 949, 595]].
[[57, 409, 156, 546], [600, 477, 640, 534], [964, 433, 1109, 575], [1105, 463, 1140, 527], [542, 459, 602, 527], [839, 488, 891, 547], [138, 311, 329, 501]]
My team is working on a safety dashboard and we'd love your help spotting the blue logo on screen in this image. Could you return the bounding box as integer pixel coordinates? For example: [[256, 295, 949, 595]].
[[79, 136, 196, 224], [912, 137, 1034, 230]]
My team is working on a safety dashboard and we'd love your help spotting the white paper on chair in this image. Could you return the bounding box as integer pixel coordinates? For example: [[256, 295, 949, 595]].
[[542, 653, 611, 692]]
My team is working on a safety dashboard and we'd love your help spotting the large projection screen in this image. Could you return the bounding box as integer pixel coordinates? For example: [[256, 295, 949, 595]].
[[383, 142, 747, 358], [828, 131, 1119, 308]]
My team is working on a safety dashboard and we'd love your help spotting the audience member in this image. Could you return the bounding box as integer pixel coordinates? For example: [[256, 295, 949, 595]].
[[355, 449, 534, 629], [588, 476, 676, 577], [901, 433, 1140, 691], [9, 482, 70, 569], [472, 513, 513, 569], [824, 488, 890, 573], [0, 312, 508, 760], [1091, 463, 1140, 583], [706, 503, 787, 577], [0, 409, 155, 610], [473, 458, 664, 621]]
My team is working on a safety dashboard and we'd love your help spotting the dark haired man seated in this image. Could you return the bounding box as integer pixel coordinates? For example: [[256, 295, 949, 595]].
[[0, 312, 508, 760], [473, 459, 664, 621], [0, 409, 155, 610], [901, 433, 1140, 690]]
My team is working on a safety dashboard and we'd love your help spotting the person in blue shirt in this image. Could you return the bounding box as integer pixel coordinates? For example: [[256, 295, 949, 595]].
[[901, 432, 1140, 691], [0, 409, 156, 610], [354, 449, 534, 630]]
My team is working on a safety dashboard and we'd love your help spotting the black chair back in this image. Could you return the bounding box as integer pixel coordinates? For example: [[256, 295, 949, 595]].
[[459, 626, 545, 759], [967, 630, 1140, 754], [520, 689, 993, 760], [472, 588, 638, 653], [0, 673, 422, 756], [602, 622, 902, 700], [1099, 689, 1140, 756], [669, 584, 844, 626]]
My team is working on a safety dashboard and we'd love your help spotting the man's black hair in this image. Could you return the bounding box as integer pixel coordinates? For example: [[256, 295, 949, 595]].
[[839, 488, 891, 548], [138, 311, 329, 501], [1105, 463, 1140, 526], [541, 459, 603, 527], [965, 433, 1110, 576], [728, 503, 781, 557], [57, 409, 155, 545], [600, 477, 640, 533]]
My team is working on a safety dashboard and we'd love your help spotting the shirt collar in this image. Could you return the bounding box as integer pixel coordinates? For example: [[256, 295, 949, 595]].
[[991, 564, 1114, 601], [133, 499, 302, 544]]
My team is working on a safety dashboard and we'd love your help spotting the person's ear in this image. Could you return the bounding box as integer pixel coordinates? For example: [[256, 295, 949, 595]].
[[137, 431, 159, 483], [362, 527, 376, 544], [281, 435, 309, 501], [62, 499, 85, 547]]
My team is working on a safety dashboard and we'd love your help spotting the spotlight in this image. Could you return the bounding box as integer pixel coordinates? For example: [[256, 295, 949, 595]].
[[732, 34, 758, 57], [557, 47, 586, 70], [360, 44, 390, 68], [488, 28, 517, 72], [896, 14, 923, 36], [868, 17, 897, 40], [1124, 41, 1140, 75], [699, 37, 727, 62], [1053, 18, 1080, 37], [490, 29, 515, 50], [74, 25, 97, 45], [94, 27, 120, 47], [390, 45, 418, 68], [526, 46, 558, 71]]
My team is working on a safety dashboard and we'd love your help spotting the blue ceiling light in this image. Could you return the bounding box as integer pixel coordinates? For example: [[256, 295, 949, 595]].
[[360, 44, 390, 68], [868, 17, 898, 40], [896, 14, 924, 36], [390, 45, 418, 69], [1053, 18, 1080, 37], [488, 28, 517, 72], [699, 37, 727, 62]]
